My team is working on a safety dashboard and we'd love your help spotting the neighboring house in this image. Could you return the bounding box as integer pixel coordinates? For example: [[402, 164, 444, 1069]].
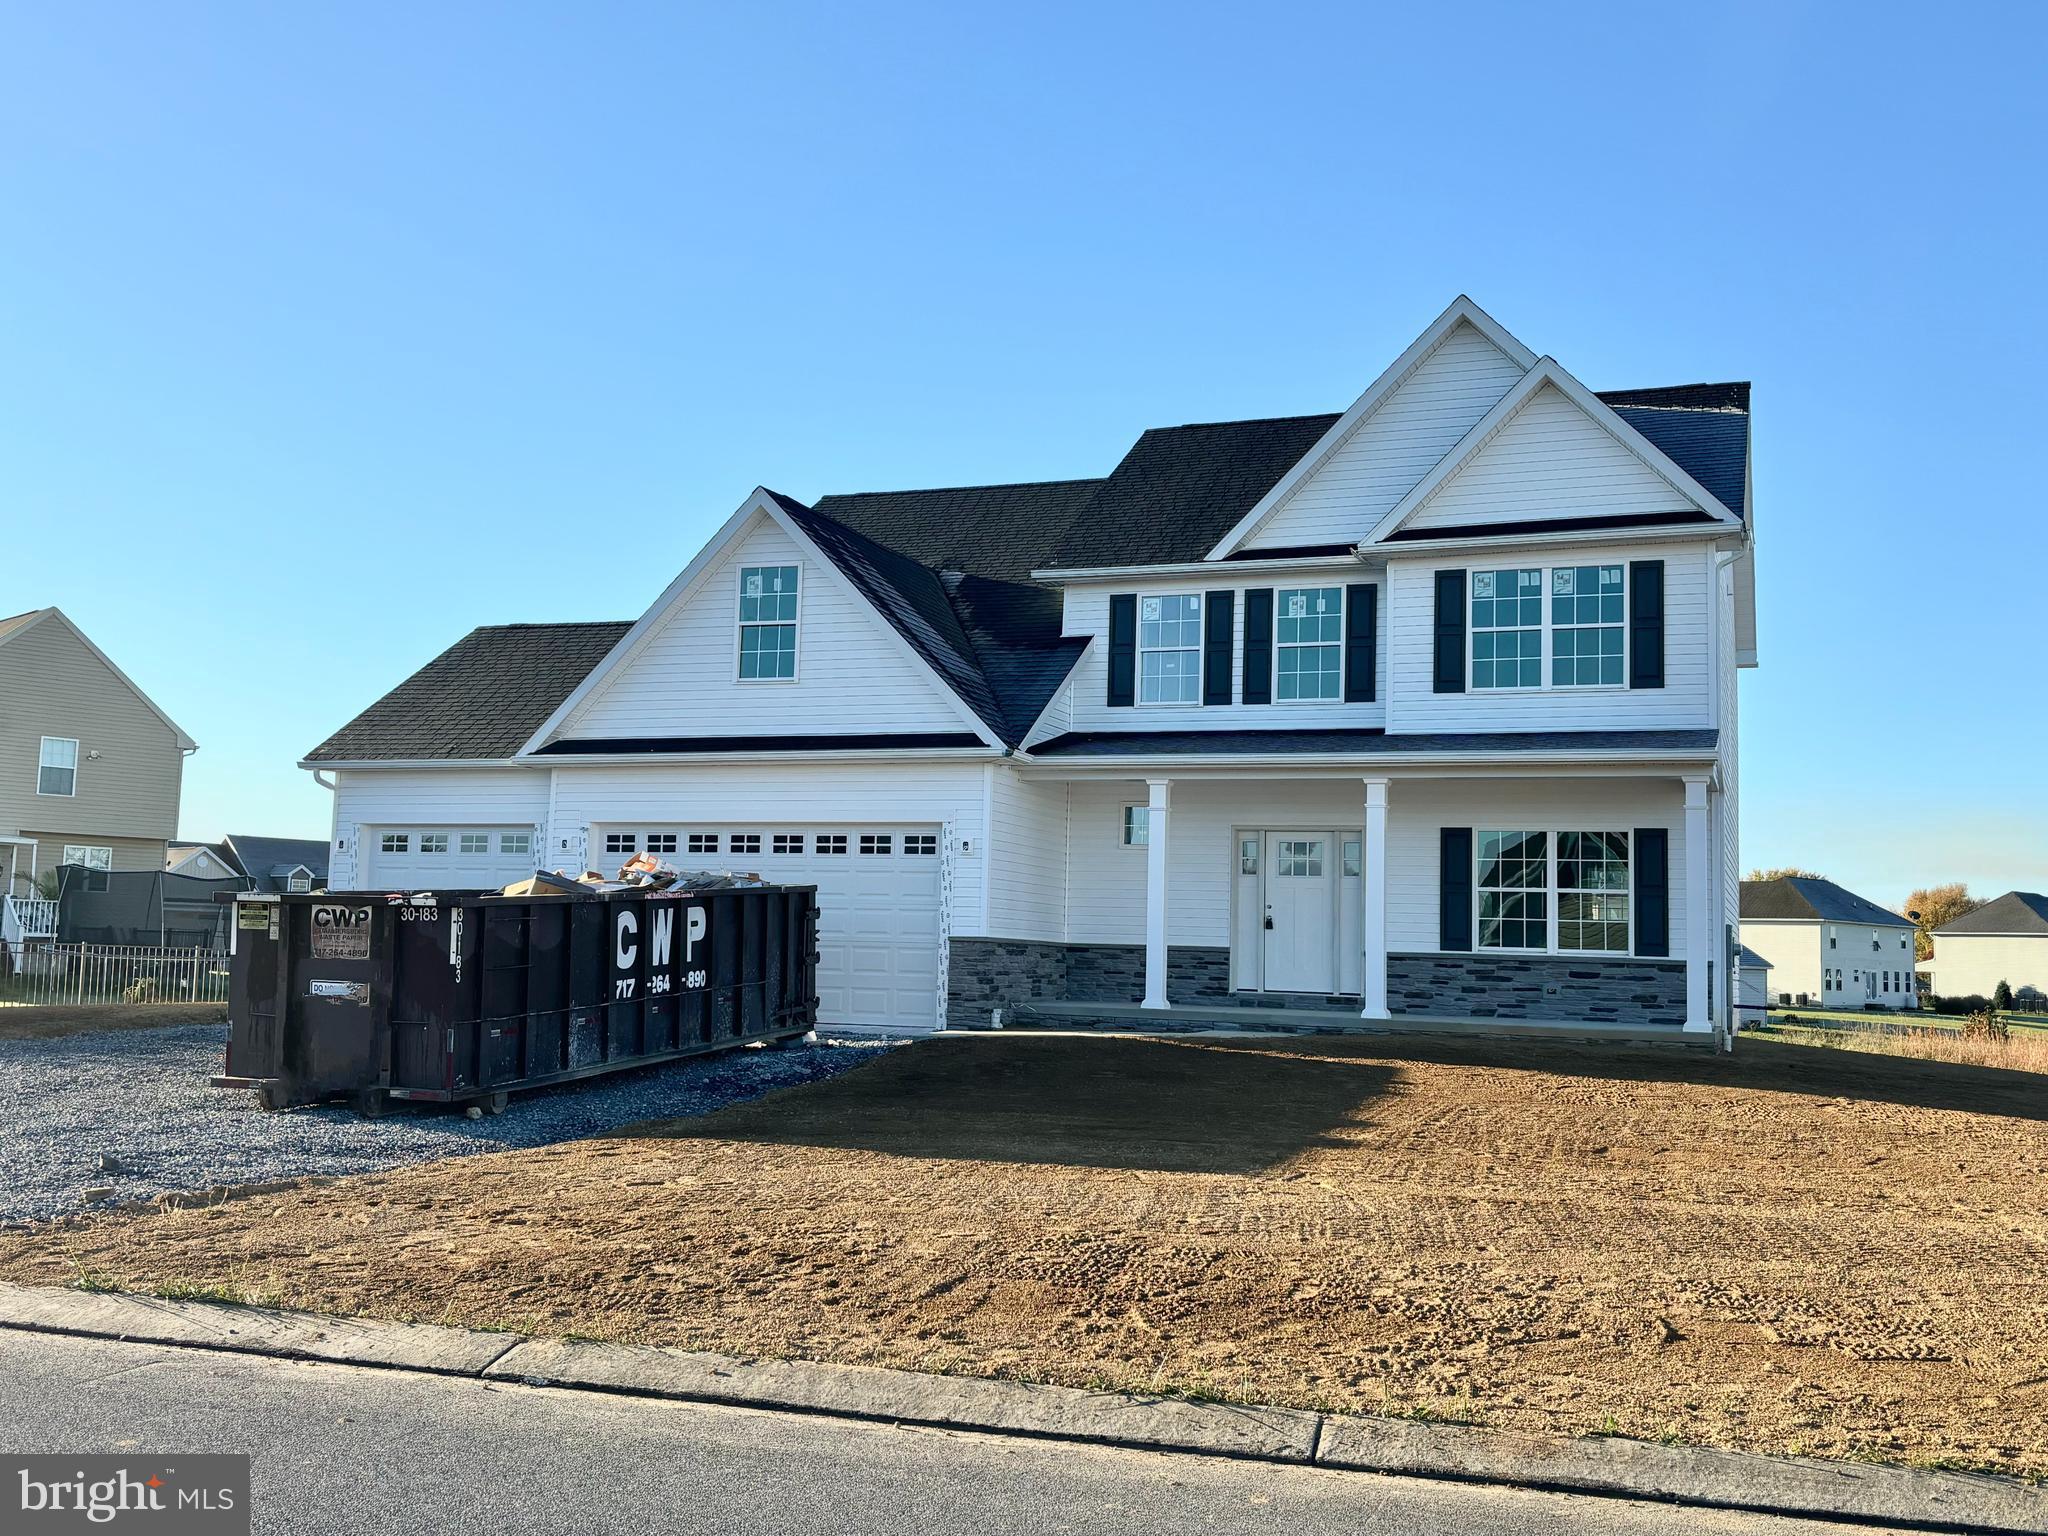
[[1739, 876, 1917, 1008], [0, 608, 194, 940], [1735, 944, 1773, 1026], [304, 297, 1755, 1040], [1926, 892, 2048, 1003], [217, 833, 330, 894], [166, 841, 236, 880]]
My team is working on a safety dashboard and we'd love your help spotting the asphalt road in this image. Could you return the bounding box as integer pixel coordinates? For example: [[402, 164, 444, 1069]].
[[0, 1331, 1927, 1536]]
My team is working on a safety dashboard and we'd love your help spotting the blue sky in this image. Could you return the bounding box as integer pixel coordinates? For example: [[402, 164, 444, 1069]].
[[3, 3, 2042, 909]]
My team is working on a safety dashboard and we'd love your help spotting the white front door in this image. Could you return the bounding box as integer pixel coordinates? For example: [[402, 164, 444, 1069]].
[[1263, 832, 1336, 993]]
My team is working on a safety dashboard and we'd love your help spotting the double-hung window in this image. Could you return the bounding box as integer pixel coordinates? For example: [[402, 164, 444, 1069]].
[[1471, 570, 1543, 689], [1137, 595, 1201, 704], [1471, 565, 1627, 690], [1477, 830, 1633, 954], [737, 565, 799, 680], [37, 736, 78, 796], [1275, 586, 1342, 701]]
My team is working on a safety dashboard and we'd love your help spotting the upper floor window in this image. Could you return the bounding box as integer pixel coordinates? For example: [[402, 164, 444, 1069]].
[[1550, 566, 1625, 687], [737, 565, 799, 680], [1275, 587, 1342, 702], [1472, 565, 1626, 690], [1137, 595, 1201, 704], [37, 736, 78, 796], [1471, 570, 1543, 690]]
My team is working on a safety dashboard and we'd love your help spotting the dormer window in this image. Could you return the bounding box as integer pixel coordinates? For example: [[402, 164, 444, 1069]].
[[1137, 595, 1201, 704], [738, 565, 800, 680]]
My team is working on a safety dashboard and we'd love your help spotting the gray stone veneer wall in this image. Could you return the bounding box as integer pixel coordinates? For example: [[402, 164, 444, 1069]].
[[948, 939, 1686, 1029], [1387, 952, 1686, 1026]]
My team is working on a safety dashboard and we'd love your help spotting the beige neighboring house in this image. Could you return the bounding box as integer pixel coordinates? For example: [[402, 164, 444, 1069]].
[[0, 608, 195, 937], [1926, 892, 2048, 1005]]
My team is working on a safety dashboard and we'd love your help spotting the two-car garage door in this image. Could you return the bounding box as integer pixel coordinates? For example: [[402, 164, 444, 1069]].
[[362, 821, 944, 1032]]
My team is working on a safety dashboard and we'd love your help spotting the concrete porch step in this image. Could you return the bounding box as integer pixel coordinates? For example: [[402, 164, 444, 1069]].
[[1009, 999, 1713, 1047]]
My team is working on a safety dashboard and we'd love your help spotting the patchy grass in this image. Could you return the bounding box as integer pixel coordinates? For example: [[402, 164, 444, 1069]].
[[3, 1034, 2045, 1479], [1764, 1020, 2048, 1074], [0, 1003, 225, 1041]]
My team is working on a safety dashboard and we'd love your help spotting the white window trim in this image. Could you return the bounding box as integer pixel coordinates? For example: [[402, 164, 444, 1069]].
[[1273, 585, 1345, 706], [733, 561, 802, 685], [1469, 564, 1629, 695], [61, 844, 112, 870], [37, 736, 79, 798], [1473, 828, 1638, 958], [1136, 593, 1203, 708], [1120, 804, 1150, 848]]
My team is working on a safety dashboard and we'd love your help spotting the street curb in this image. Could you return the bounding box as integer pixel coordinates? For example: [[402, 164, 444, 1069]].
[[0, 1282, 2041, 1534]]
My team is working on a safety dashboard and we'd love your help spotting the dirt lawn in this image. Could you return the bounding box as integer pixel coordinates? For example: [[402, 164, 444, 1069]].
[[4, 1034, 2044, 1477], [0, 1003, 226, 1040]]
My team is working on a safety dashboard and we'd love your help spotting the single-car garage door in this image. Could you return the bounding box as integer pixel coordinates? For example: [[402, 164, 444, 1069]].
[[594, 824, 942, 1032], [362, 827, 538, 890]]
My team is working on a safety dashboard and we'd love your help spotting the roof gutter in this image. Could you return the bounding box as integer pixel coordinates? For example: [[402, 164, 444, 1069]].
[[298, 747, 1010, 772]]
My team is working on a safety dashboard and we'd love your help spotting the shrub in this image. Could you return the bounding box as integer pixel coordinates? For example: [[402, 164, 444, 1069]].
[[1932, 994, 1990, 1016], [1962, 1009, 2011, 1043]]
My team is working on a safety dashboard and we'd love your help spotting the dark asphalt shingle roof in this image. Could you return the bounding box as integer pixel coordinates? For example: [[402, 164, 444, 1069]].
[[305, 622, 633, 761], [1739, 877, 1913, 927], [222, 834, 331, 892], [312, 371, 1748, 761], [1934, 891, 2048, 936], [1028, 728, 1719, 758]]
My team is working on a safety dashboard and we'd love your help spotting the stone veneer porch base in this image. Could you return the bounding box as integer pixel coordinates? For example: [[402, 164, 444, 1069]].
[[947, 938, 1686, 1032]]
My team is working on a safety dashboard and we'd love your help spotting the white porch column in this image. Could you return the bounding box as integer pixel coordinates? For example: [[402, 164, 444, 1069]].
[[1683, 775, 1711, 1033], [1142, 778, 1171, 1009], [1361, 778, 1389, 1019]]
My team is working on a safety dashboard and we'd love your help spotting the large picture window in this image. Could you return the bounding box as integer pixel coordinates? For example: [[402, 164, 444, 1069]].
[[1275, 586, 1342, 701], [1477, 829, 1635, 954], [1471, 570, 1543, 689], [37, 736, 78, 796], [1137, 594, 1202, 704], [738, 565, 799, 680], [1477, 830, 1548, 949]]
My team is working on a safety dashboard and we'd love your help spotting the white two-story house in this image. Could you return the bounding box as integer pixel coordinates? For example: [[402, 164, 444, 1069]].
[[305, 298, 1755, 1042]]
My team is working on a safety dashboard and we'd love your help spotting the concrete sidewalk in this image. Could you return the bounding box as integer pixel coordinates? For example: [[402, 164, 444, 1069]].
[[0, 1281, 2038, 1534]]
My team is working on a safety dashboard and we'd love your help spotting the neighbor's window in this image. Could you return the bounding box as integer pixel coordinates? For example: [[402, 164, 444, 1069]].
[[1137, 594, 1202, 704], [816, 834, 848, 854], [687, 833, 718, 855], [1477, 830, 1548, 949], [604, 832, 635, 855], [37, 736, 78, 796], [287, 872, 312, 893], [1556, 831, 1631, 952], [737, 565, 799, 680], [905, 834, 938, 855], [500, 832, 532, 855], [61, 844, 112, 893], [1471, 570, 1543, 689], [420, 834, 449, 855], [1275, 586, 1343, 701], [1121, 806, 1150, 847], [380, 833, 409, 855], [459, 833, 490, 855], [1550, 566, 1626, 687]]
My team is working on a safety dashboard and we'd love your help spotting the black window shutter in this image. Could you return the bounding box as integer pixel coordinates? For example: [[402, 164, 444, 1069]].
[[1343, 583, 1377, 703], [1635, 827, 1670, 956], [1432, 570, 1466, 694], [1107, 594, 1136, 707], [1629, 560, 1665, 689], [1241, 589, 1273, 705], [1202, 591, 1234, 706], [1439, 827, 1473, 952]]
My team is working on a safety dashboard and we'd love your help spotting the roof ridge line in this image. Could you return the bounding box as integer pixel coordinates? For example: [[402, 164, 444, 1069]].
[[818, 475, 1107, 500]]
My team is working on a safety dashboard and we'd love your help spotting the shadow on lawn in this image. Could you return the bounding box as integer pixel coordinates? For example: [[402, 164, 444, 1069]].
[[621, 1035, 1401, 1175]]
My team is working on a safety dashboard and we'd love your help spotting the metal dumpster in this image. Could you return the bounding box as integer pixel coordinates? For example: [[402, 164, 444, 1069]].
[[214, 884, 818, 1114]]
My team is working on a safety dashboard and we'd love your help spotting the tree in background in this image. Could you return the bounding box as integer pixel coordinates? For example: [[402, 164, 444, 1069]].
[[1905, 881, 1982, 963], [1994, 979, 2015, 1013], [1745, 866, 1825, 882]]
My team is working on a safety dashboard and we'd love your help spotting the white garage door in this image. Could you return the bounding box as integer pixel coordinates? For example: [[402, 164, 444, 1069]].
[[596, 824, 943, 1032], [362, 827, 538, 890]]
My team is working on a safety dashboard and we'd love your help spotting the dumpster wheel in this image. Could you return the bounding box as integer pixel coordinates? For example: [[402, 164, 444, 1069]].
[[352, 1089, 391, 1120], [484, 1091, 509, 1116], [255, 1083, 287, 1114]]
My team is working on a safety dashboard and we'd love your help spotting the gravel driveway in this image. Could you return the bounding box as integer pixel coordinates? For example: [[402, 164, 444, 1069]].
[[0, 1022, 892, 1225]]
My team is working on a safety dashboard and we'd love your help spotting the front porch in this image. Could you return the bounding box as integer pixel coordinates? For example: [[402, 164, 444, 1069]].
[[955, 763, 1730, 1041]]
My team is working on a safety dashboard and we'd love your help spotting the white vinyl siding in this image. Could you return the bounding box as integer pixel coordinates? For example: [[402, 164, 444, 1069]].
[[560, 518, 968, 741], [986, 768, 1066, 942], [328, 769, 551, 888], [1243, 321, 1527, 551], [1922, 933, 2048, 1001], [1401, 382, 1698, 532]]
